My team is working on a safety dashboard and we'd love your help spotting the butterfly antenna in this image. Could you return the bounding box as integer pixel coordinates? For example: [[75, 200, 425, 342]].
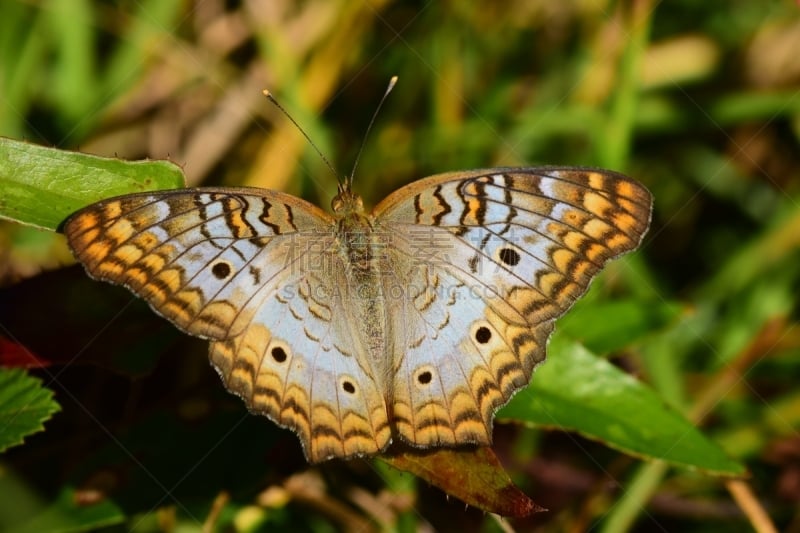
[[348, 75, 398, 188], [262, 89, 340, 183]]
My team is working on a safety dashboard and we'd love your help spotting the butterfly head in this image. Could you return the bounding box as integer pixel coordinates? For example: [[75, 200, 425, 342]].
[[331, 183, 365, 216]]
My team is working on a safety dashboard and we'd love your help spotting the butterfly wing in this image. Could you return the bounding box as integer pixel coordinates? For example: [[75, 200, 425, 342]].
[[64, 188, 329, 338], [374, 167, 652, 449], [65, 189, 391, 462]]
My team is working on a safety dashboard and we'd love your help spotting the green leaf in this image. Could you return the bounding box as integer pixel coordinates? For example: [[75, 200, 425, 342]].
[[556, 298, 681, 355], [0, 137, 184, 230], [497, 335, 745, 476], [0, 368, 61, 452]]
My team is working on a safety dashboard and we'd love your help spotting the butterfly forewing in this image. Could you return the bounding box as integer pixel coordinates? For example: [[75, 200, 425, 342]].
[[65, 189, 331, 337]]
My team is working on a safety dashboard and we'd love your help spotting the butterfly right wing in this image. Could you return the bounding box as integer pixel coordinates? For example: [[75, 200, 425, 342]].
[[64, 189, 391, 462], [374, 168, 652, 450]]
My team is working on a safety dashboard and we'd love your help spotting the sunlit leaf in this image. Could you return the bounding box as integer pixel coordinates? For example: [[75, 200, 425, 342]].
[[0, 137, 184, 230], [498, 336, 745, 476]]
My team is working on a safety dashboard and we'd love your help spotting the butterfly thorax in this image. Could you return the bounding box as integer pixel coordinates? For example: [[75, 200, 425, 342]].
[[331, 186, 384, 300]]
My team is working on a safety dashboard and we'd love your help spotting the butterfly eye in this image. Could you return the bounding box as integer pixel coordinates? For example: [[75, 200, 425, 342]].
[[497, 248, 521, 267], [211, 261, 232, 279]]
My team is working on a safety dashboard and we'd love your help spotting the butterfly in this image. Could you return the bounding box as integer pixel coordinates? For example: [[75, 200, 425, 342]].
[[64, 167, 652, 462]]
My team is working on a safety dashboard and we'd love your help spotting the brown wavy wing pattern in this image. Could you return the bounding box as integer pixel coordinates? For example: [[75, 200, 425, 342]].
[[64, 188, 333, 339], [209, 318, 391, 462], [375, 167, 652, 448], [381, 256, 555, 449], [375, 167, 652, 322], [202, 230, 392, 462]]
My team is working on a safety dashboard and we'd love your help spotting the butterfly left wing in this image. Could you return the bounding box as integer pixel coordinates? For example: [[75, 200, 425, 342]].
[[65, 189, 392, 462], [374, 167, 652, 449]]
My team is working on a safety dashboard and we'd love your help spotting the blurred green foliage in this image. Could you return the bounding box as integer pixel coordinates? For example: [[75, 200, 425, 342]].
[[1, 0, 799, 531]]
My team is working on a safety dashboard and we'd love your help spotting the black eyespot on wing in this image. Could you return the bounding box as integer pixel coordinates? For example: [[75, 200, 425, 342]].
[[342, 381, 356, 394], [212, 261, 232, 279], [417, 371, 432, 384], [498, 248, 520, 266], [475, 326, 492, 344], [271, 346, 287, 363]]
